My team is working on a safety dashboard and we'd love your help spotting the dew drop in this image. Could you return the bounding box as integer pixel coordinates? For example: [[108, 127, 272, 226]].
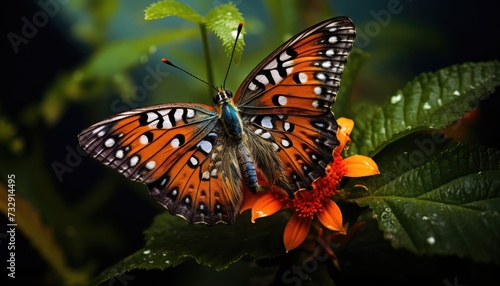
[[427, 236, 436, 245], [391, 94, 402, 104]]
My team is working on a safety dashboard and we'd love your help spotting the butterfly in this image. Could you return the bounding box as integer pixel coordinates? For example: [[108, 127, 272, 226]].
[[78, 16, 356, 225]]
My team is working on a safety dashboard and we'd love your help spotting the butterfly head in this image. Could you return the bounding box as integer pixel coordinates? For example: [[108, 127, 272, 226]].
[[213, 87, 234, 106]]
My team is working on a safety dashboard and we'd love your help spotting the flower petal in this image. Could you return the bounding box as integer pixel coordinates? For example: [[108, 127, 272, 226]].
[[317, 199, 344, 232], [335, 117, 354, 153], [283, 214, 311, 252], [240, 187, 265, 214], [342, 155, 380, 177], [251, 191, 286, 222], [337, 117, 354, 136]]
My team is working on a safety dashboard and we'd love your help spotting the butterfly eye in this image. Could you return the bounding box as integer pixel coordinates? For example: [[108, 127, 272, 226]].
[[212, 89, 233, 104], [212, 92, 222, 104]]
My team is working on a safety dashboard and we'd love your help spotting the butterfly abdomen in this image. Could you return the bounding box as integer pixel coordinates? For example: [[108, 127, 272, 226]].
[[217, 93, 259, 193], [236, 142, 258, 193]]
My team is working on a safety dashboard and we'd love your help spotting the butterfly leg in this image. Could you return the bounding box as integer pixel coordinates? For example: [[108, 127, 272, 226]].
[[237, 142, 258, 193]]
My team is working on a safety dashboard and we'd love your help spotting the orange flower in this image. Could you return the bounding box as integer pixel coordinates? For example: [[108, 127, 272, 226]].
[[241, 117, 379, 252]]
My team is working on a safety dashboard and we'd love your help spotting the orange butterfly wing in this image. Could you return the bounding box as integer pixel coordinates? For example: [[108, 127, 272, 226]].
[[78, 103, 241, 224], [235, 17, 356, 193]]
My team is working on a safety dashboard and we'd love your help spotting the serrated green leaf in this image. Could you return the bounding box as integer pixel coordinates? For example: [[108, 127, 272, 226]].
[[145, 0, 204, 23], [351, 142, 500, 263], [347, 61, 500, 156], [205, 3, 245, 64], [89, 211, 288, 285]]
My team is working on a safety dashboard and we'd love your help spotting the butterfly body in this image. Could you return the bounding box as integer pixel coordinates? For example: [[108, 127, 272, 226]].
[[78, 17, 356, 225], [215, 88, 259, 193]]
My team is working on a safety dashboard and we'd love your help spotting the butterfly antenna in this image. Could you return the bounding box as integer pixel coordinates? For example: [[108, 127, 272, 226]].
[[162, 58, 218, 92], [223, 22, 244, 89]]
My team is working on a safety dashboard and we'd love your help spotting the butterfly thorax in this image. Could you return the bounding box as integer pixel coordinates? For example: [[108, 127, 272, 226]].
[[214, 88, 243, 142]]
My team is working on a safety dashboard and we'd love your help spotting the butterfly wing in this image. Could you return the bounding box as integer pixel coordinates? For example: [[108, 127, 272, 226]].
[[235, 17, 356, 194], [78, 103, 242, 224]]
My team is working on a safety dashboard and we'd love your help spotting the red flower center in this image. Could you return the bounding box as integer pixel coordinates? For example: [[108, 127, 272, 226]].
[[292, 191, 323, 219]]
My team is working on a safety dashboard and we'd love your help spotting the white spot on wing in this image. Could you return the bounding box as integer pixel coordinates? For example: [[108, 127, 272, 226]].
[[202, 171, 210, 180], [248, 82, 257, 91], [270, 69, 283, 83], [283, 122, 291, 131], [92, 125, 105, 134], [146, 161, 156, 170], [278, 95, 287, 106], [140, 134, 149, 145], [261, 132, 272, 139], [146, 112, 158, 122], [281, 139, 290, 147], [171, 138, 180, 148], [322, 61, 332, 68], [197, 140, 213, 154], [115, 150, 124, 159], [316, 73, 326, 81], [298, 72, 308, 83], [261, 116, 273, 129], [263, 58, 278, 69], [255, 74, 269, 85], [279, 51, 291, 61], [129, 155, 139, 167], [104, 138, 115, 148], [174, 109, 184, 121], [189, 156, 198, 166], [314, 87, 322, 95]]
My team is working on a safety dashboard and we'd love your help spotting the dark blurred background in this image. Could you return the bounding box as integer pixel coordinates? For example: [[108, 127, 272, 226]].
[[3, 0, 499, 285]]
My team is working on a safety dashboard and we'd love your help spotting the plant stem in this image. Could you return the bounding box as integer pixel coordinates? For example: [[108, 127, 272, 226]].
[[199, 23, 215, 93]]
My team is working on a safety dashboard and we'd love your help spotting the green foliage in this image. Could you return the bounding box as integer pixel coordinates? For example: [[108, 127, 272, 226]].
[[350, 142, 500, 263], [5, 1, 500, 285], [89, 212, 289, 285], [345, 61, 500, 156], [145, 0, 204, 22], [145, 0, 245, 64]]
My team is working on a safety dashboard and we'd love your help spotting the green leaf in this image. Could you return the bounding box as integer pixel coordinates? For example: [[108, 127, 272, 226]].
[[347, 61, 500, 156], [351, 142, 500, 263], [89, 211, 288, 285], [39, 28, 198, 125], [205, 3, 245, 64], [145, 0, 204, 23]]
